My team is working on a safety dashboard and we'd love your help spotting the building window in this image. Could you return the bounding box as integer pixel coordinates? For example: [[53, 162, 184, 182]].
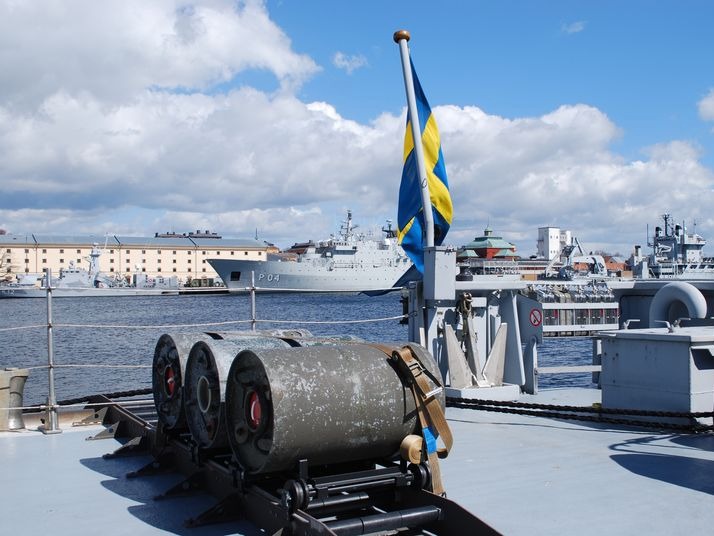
[[6, 249, 10, 253], [42, 259, 47, 263], [77, 258, 81, 263], [173, 268, 177, 272], [126, 268, 130, 273], [59, 249, 64, 254], [59, 259, 64, 263], [187, 259, 191, 264], [110, 268, 114, 273], [126, 250, 130, 254], [231, 251, 235, 255], [77, 249, 81, 254], [244, 252, 248, 256], [25, 268, 29, 273], [202, 251, 206, 255], [25, 249, 29, 254], [110, 249, 114, 254], [188, 268, 191, 273], [142, 268, 146, 272], [141, 250, 146, 254], [157, 268, 162, 272], [110, 259, 114, 264], [172, 250, 177, 255], [202, 268, 206, 272], [126, 259, 130, 263], [202, 259, 206, 264], [216, 251, 220, 255], [157, 249, 161, 254], [24, 259, 29, 264], [173, 259, 177, 264], [157, 259, 161, 264], [258, 252, 262, 256], [42, 249, 47, 253]]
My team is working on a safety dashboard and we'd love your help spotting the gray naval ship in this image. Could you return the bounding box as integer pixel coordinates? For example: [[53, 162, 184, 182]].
[[629, 213, 714, 279], [209, 210, 412, 292], [0, 244, 179, 298]]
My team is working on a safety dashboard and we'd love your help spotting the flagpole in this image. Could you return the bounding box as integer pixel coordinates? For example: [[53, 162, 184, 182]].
[[394, 30, 435, 248]]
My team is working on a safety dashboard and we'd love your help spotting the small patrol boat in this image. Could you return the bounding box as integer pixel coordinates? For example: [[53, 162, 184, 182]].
[[0, 244, 180, 298]]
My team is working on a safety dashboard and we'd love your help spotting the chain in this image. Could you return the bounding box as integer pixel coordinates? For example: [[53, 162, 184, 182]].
[[447, 398, 714, 433], [58, 387, 153, 407]]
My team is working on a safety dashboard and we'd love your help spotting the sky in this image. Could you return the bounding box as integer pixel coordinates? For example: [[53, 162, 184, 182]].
[[1, 0, 714, 257]]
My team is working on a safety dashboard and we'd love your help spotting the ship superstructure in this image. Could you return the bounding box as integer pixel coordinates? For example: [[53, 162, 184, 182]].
[[630, 213, 714, 279]]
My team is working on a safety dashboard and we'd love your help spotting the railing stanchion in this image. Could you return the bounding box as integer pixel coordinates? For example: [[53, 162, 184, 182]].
[[42, 269, 61, 434], [250, 270, 257, 331]]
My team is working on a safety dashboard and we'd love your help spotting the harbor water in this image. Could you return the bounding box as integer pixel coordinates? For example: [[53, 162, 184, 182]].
[[0, 293, 595, 406]]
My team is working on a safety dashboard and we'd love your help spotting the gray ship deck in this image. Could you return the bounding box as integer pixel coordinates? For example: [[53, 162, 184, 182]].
[[2, 388, 712, 535]]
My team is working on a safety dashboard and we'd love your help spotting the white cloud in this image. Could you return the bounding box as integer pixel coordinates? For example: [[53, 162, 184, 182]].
[[0, 0, 319, 110], [434, 104, 714, 255], [562, 21, 586, 34], [332, 52, 368, 74], [698, 89, 714, 122]]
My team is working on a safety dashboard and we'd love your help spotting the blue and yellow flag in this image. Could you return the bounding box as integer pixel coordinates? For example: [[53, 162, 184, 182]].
[[397, 59, 452, 273]]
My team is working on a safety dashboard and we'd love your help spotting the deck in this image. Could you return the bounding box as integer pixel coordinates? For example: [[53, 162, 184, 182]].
[[1, 388, 712, 535]]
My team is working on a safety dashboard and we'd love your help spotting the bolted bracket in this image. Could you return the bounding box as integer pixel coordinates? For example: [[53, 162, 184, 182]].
[[73, 407, 108, 427], [87, 420, 121, 441]]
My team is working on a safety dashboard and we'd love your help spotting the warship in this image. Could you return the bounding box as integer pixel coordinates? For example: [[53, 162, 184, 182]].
[[629, 213, 714, 279], [209, 210, 411, 293], [0, 244, 180, 298]]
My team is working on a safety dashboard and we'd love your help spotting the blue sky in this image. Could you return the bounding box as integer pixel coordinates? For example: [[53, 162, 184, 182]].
[[1, 0, 713, 256], [268, 0, 714, 163]]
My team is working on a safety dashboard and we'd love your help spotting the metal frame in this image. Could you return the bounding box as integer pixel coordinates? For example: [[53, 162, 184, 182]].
[[91, 396, 500, 535]]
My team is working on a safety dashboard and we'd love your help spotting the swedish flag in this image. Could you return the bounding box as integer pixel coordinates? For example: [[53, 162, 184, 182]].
[[397, 59, 452, 273]]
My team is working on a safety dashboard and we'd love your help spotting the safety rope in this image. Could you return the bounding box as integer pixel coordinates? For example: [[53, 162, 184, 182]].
[[53, 320, 252, 329], [0, 324, 47, 332], [255, 314, 407, 325], [52, 364, 151, 369], [42, 314, 406, 329], [447, 397, 714, 433]]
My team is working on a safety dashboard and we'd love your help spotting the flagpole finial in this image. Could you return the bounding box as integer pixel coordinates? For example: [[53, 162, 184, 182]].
[[393, 30, 410, 43]]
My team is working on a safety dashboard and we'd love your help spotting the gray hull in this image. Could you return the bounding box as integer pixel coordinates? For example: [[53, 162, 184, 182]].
[[209, 258, 409, 292], [0, 286, 179, 298]]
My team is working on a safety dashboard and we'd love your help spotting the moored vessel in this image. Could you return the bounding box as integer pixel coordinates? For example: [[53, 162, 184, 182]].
[[209, 210, 411, 292], [629, 213, 714, 279], [0, 244, 180, 298]]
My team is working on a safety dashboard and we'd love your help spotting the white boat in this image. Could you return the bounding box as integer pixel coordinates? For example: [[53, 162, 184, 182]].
[[0, 244, 179, 298], [209, 210, 411, 292]]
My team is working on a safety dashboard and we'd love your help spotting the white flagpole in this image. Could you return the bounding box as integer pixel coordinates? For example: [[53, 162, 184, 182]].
[[394, 30, 435, 248]]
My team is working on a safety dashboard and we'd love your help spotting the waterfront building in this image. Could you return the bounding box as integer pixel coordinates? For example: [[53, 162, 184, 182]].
[[0, 232, 273, 285]]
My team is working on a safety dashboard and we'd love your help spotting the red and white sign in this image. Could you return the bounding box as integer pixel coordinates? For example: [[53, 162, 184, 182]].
[[529, 308, 542, 327]]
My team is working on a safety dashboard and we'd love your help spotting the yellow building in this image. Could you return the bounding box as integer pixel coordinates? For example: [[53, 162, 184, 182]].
[[0, 232, 273, 285]]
